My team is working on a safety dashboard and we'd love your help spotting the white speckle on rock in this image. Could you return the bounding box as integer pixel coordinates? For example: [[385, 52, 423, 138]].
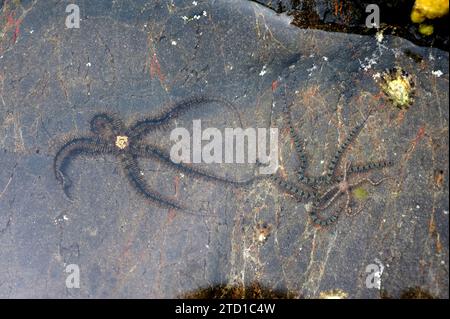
[[192, 1, 198, 5], [416, 205, 420, 209], [259, 65, 267, 76], [171, 40, 177, 46], [359, 56, 377, 72], [323, 56, 328, 61], [372, 72, 381, 80], [307, 64, 317, 76], [432, 70, 443, 77], [375, 30, 384, 43], [86, 62, 91, 67], [443, 210, 449, 215], [30, 29, 34, 34]]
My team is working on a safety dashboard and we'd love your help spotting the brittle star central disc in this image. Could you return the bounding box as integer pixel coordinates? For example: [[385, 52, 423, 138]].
[[115, 135, 129, 150]]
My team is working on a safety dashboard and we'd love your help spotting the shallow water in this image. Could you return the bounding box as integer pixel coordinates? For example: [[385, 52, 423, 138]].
[[0, 0, 448, 298]]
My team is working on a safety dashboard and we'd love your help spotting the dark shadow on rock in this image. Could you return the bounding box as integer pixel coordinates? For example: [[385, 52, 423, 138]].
[[180, 282, 299, 299], [382, 286, 436, 299]]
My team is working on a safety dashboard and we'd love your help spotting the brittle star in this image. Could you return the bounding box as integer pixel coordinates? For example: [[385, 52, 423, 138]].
[[270, 84, 393, 226], [308, 160, 391, 226], [54, 96, 257, 213]]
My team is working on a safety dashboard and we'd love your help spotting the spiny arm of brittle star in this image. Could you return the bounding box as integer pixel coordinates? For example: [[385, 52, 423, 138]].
[[317, 184, 339, 205], [314, 187, 342, 211], [325, 111, 373, 182], [279, 84, 313, 186], [345, 190, 366, 216], [119, 153, 185, 211], [126, 95, 243, 139], [309, 186, 342, 226], [309, 210, 340, 226], [120, 153, 215, 218], [90, 113, 125, 137], [282, 100, 308, 174], [349, 176, 392, 188], [53, 137, 115, 198], [130, 144, 259, 186], [331, 160, 394, 183], [270, 174, 317, 202]]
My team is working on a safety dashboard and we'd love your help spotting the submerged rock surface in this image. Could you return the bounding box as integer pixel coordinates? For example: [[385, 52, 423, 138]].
[[0, 0, 448, 298]]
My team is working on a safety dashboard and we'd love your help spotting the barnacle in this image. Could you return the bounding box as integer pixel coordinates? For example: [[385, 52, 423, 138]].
[[381, 67, 415, 109]]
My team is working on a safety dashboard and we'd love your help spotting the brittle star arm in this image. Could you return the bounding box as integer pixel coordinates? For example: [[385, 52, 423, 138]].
[[270, 174, 317, 202], [126, 96, 243, 139], [119, 153, 185, 211], [314, 160, 351, 211], [314, 186, 341, 211], [279, 85, 327, 187], [349, 176, 392, 188], [309, 210, 339, 226], [345, 176, 391, 215], [281, 93, 307, 178], [130, 144, 259, 186], [90, 113, 125, 137], [331, 160, 394, 183], [53, 137, 115, 199], [325, 108, 374, 183]]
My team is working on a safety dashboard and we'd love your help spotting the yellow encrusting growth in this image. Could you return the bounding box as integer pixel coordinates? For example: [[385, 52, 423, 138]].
[[411, 0, 449, 23], [353, 187, 369, 200], [411, 0, 449, 36], [418, 23, 434, 36]]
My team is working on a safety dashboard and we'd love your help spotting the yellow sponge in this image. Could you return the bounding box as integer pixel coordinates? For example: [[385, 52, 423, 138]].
[[411, 0, 449, 23], [418, 23, 434, 36]]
